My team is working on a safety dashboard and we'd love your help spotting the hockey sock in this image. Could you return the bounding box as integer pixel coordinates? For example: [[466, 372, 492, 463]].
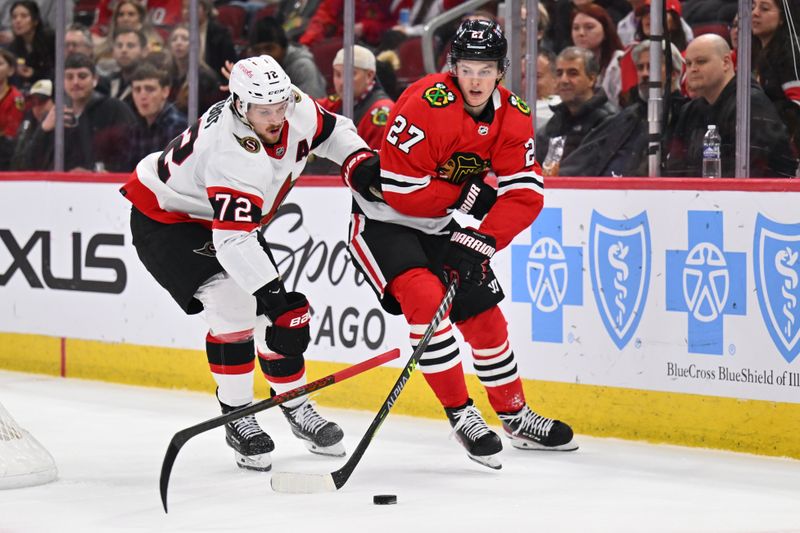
[[457, 307, 525, 413], [206, 331, 256, 407], [258, 350, 307, 409], [390, 268, 468, 408]]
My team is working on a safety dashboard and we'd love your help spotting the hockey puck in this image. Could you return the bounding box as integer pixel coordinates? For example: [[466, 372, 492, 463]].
[[373, 494, 397, 505]]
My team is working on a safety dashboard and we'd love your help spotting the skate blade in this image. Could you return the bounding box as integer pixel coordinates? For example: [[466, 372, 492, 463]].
[[507, 435, 579, 452], [467, 453, 502, 470], [234, 451, 272, 471], [303, 440, 346, 457]]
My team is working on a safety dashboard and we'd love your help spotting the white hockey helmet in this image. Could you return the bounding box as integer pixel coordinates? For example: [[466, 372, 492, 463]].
[[229, 55, 293, 123]]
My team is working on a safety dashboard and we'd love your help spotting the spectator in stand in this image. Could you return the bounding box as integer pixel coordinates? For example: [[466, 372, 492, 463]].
[[665, 34, 795, 177], [533, 49, 561, 132], [634, 0, 690, 51], [570, 4, 625, 107], [0, 0, 72, 45], [65, 23, 94, 58], [276, 0, 322, 41], [91, 0, 181, 40], [751, 0, 800, 157], [728, 14, 739, 51], [298, 0, 394, 48], [682, 0, 737, 29], [561, 40, 686, 177], [165, 24, 223, 116], [10, 77, 50, 170], [7, 1, 54, 89], [618, 0, 693, 46], [317, 45, 393, 150], [102, 28, 148, 108], [128, 63, 187, 169], [27, 53, 136, 172], [248, 16, 326, 99], [180, 0, 237, 83], [0, 48, 23, 169], [535, 46, 617, 165], [91, 0, 164, 51]]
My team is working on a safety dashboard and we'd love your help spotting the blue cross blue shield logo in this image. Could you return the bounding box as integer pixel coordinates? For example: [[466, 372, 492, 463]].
[[511, 208, 582, 343], [589, 210, 651, 349], [753, 214, 800, 363], [666, 211, 746, 355]]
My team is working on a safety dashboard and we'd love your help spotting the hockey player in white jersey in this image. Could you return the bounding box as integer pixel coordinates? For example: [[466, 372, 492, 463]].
[[120, 55, 380, 471]]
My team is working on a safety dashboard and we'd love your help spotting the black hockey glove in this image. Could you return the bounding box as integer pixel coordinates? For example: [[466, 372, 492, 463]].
[[342, 149, 383, 202], [450, 175, 497, 220], [443, 228, 496, 289], [254, 280, 311, 357]]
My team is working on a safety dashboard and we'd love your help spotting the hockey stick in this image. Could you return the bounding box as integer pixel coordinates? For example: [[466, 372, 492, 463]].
[[270, 278, 458, 494], [159, 348, 400, 512]]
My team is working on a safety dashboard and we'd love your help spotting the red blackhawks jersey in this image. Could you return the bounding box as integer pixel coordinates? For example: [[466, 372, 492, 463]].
[[361, 72, 543, 251], [121, 88, 367, 294]]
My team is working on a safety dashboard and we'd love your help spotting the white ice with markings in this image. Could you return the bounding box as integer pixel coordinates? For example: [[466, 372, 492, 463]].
[[1, 370, 798, 533]]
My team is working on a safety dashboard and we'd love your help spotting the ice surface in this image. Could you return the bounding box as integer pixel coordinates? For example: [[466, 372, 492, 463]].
[[0, 370, 798, 533]]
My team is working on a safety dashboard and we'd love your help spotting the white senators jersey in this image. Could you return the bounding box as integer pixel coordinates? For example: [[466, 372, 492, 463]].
[[121, 87, 367, 294]]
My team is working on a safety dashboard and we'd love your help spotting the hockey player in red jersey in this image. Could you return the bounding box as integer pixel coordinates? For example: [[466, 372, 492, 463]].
[[121, 55, 378, 472], [343, 19, 577, 468]]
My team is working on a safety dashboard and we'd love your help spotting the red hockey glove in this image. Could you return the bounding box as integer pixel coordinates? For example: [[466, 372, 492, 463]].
[[255, 280, 311, 357], [443, 228, 496, 289], [450, 175, 497, 220], [342, 149, 383, 202]]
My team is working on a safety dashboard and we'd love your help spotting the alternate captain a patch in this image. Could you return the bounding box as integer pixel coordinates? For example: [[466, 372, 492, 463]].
[[233, 133, 261, 153], [508, 94, 531, 116], [422, 83, 456, 108], [370, 105, 390, 126]]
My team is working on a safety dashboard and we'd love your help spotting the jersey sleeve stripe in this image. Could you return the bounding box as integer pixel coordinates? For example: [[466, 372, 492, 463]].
[[380, 169, 430, 184], [498, 180, 544, 196], [380, 169, 431, 194], [496, 170, 544, 188], [310, 103, 337, 150]]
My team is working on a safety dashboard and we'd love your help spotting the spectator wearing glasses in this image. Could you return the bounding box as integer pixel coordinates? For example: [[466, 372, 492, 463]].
[[65, 23, 94, 58]]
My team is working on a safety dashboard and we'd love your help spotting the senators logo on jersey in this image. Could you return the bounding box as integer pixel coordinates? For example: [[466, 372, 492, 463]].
[[422, 83, 456, 108], [234, 134, 261, 153], [508, 94, 531, 116], [437, 152, 488, 184]]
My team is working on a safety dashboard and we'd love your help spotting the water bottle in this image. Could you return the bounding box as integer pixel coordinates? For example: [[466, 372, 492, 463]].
[[702, 124, 721, 178], [398, 7, 410, 27]]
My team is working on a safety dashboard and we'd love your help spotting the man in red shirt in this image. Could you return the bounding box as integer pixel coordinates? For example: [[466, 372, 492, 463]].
[[343, 20, 577, 469], [317, 45, 393, 150]]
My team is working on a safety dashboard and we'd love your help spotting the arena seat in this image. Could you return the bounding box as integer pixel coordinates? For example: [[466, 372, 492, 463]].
[[310, 37, 343, 94], [216, 4, 248, 43], [395, 36, 426, 89]]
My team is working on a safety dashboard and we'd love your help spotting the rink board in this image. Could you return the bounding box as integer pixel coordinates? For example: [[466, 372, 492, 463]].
[[1, 174, 799, 458]]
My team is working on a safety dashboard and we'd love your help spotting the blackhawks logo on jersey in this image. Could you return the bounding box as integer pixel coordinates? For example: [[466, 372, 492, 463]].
[[508, 94, 531, 116], [234, 134, 261, 153], [370, 105, 390, 126], [438, 152, 488, 184], [422, 82, 456, 108]]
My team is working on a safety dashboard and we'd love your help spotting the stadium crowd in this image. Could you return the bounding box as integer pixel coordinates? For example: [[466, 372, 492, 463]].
[[0, 0, 797, 177]]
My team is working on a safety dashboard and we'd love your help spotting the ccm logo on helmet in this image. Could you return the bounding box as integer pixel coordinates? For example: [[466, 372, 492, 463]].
[[289, 312, 311, 327]]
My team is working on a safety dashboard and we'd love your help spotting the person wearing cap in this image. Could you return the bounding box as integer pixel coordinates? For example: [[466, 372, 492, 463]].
[[9, 76, 49, 170], [317, 45, 394, 150]]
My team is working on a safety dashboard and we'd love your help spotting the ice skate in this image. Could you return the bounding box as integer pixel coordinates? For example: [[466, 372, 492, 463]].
[[444, 399, 503, 470], [220, 401, 275, 471], [281, 399, 345, 457], [498, 405, 578, 451]]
